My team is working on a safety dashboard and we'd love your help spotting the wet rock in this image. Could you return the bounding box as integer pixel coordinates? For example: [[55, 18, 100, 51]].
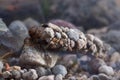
[[24, 18, 40, 29], [55, 74, 63, 80], [38, 75, 54, 80], [22, 69, 38, 80], [98, 65, 114, 76], [67, 29, 79, 41], [52, 65, 67, 77]]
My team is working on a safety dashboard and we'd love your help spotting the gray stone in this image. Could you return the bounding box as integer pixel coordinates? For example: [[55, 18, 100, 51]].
[[102, 30, 120, 53], [9, 20, 29, 39], [24, 18, 40, 29], [89, 75, 99, 80], [38, 75, 54, 80], [55, 32, 61, 39], [11, 70, 21, 79], [55, 74, 63, 80], [35, 67, 47, 77], [22, 69, 38, 80], [2, 71, 12, 78], [20, 45, 58, 68], [98, 73, 111, 80], [67, 29, 79, 41], [99, 65, 114, 76], [52, 65, 67, 77]]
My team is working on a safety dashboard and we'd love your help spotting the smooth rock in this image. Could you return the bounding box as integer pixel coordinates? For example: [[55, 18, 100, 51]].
[[98, 73, 111, 80], [55, 32, 61, 39], [67, 29, 79, 41], [60, 54, 77, 67], [89, 75, 99, 80], [38, 75, 54, 80], [24, 18, 40, 29], [22, 69, 38, 80], [2, 71, 12, 78], [55, 74, 63, 80], [52, 65, 67, 77], [68, 76, 76, 80], [48, 23, 62, 32], [44, 27, 55, 38], [0, 20, 29, 52], [99, 65, 114, 76], [9, 20, 28, 39], [35, 67, 47, 77], [89, 58, 106, 74], [10, 70, 21, 79]]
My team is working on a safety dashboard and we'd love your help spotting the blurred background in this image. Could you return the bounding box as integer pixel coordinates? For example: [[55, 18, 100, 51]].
[[0, 0, 120, 30]]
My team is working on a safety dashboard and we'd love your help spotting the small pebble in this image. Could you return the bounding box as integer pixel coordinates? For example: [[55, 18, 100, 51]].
[[67, 29, 79, 41], [89, 75, 99, 80], [98, 73, 111, 80], [55, 32, 61, 39], [99, 65, 114, 76], [55, 74, 63, 80], [48, 23, 62, 32], [38, 75, 54, 80], [10, 70, 21, 79], [52, 65, 67, 77], [44, 27, 55, 38], [22, 69, 38, 80], [2, 71, 12, 78], [35, 67, 47, 77]]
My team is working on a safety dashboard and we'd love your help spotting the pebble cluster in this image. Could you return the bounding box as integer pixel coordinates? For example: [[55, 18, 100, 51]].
[[0, 19, 120, 80], [28, 23, 105, 57]]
